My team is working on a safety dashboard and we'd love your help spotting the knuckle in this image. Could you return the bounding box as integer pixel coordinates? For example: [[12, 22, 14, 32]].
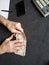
[[6, 38, 9, 41], [18, 22, 21, 26]]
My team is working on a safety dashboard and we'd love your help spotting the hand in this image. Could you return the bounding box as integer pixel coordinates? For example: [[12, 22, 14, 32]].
[[0, 15, 24, 33], [0, 34, 25, 54], [6, 20, 24, 33]]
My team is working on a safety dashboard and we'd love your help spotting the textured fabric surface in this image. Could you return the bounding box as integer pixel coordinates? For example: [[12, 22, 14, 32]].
[[0, 0, 49, 65]]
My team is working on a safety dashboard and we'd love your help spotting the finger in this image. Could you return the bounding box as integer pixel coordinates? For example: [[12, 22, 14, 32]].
[[16, 27, 24, 33], [15, 23, 24, 33], [12, 29, 21, 33], [16, 22, 21, 28], [14, 43, 25, 47], [11, 40, 23, 44], [6, 34, 14, 41]]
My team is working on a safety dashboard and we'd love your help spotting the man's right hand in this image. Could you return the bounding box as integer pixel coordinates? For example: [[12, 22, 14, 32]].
[[0, 34, 25, 54]]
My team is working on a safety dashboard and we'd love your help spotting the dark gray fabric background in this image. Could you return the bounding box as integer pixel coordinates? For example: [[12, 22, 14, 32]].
[[0, 0, 49, 65]]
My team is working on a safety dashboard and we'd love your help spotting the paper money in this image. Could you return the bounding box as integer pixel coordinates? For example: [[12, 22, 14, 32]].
[[14, 33, 27, 56]]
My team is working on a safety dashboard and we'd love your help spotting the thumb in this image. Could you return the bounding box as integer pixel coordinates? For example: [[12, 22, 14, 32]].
[[6, 34, 14, 41]]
